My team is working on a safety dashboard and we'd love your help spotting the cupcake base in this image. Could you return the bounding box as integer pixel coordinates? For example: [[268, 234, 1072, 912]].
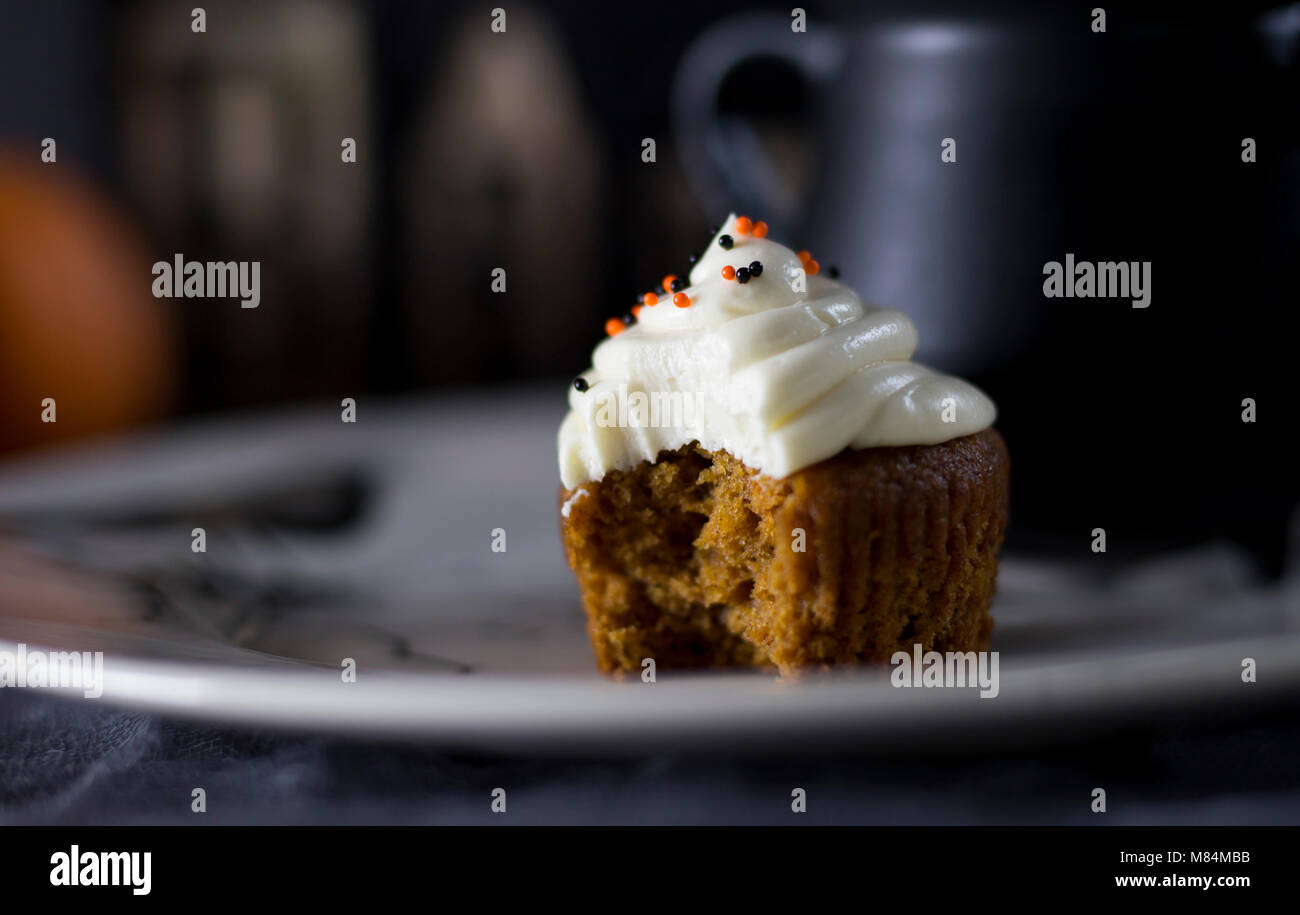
[[558, 430, 1009, 677]]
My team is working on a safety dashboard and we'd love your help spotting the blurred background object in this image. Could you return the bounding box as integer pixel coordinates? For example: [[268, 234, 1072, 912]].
[[0, 152, 175, 453], [119, 0, 374, 408], [0, 0, 1297, 570], [400, 6, 603, 384]]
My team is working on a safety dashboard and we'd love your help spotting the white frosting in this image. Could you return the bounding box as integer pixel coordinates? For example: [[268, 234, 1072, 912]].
[[558, 215, 996, 489]]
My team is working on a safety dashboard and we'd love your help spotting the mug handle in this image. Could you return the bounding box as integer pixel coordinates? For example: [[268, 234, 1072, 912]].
[[673, 12, 846, 227]]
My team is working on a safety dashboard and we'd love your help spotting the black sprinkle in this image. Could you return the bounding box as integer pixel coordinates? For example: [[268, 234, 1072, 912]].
[[572, 376, 589, 393], [670, 277, 685, 293], [736, 266, 751, 284], [748, 260, 763, 277], [622, 312, 636, 325], [718, 234, 733, 250], [828, 265, 840, 279], [687, 254, 697, 265]]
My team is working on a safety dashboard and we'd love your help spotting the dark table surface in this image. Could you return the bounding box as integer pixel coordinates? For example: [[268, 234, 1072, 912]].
[[3, 688, 1298, 826]]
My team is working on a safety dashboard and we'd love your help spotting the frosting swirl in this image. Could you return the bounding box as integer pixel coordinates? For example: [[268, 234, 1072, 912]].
[[558, 215, 995, 488]]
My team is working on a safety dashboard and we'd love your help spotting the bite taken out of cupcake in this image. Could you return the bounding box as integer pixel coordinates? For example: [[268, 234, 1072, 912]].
[[558, 215, 1008, 677]]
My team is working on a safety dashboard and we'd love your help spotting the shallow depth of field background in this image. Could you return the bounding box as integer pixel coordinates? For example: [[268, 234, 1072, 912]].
[[0, 0, 1297, 569]]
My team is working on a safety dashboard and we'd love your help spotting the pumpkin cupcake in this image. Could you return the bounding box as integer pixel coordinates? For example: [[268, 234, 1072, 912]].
[[558, 216, 1008, 677]]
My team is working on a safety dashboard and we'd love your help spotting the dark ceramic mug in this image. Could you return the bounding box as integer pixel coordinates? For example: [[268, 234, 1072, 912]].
[[673, 8, 1300, 372]]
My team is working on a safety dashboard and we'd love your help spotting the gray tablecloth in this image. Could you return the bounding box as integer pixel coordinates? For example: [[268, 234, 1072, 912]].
[[2, 688, 1298, 825]]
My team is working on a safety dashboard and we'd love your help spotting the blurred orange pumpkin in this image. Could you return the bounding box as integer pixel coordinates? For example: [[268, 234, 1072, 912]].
[[0, 151, 175, 455]]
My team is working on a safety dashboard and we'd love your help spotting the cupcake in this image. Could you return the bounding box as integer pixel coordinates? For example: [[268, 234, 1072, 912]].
[[558, 216, 1008, 676]]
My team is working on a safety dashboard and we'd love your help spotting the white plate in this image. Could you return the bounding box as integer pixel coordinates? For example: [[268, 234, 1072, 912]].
[[0, 389, 1297, 754]]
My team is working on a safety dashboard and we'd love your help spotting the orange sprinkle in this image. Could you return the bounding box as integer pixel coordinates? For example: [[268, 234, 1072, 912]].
[[605, 317, 626, 336], [752, 221, 768, 238], [797, 249, 811, 265], [632, 304, 643, 318], [673, 292, 691, 308], [804, 258, 820, 276], [734, 216, 753, 235], [662, 274, 677, 292], [643, 291, 659, 306], [721, 265, 736, 280]]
